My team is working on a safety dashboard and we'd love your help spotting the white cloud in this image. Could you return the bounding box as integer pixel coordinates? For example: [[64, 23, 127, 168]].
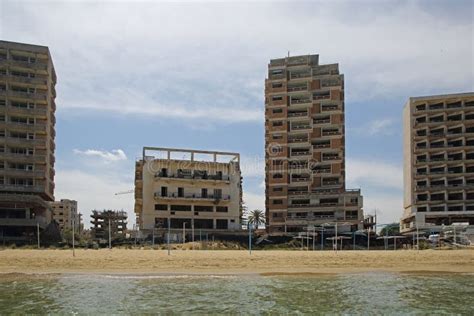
[[2, 1, 472, 122], [346, 158, 403, 190], [73, 149, 127, 163], [55, 169, 134, 228], [367, 118, 395, 136]]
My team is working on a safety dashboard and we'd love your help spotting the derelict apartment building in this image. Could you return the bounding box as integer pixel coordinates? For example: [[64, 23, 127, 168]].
[[51, 199, 82, 233], [264, 54, 363, 235], [135, 147, 242, 235], [401, 92, 474, 233], [0, 41, 56, 242]]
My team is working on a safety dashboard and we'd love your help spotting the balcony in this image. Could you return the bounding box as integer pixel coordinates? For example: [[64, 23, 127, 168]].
[[322, 105, 339, 112], [322, 130, 341, 136], [2, 137, 46, 146], [3, 168, 46, 177], [0, 217, 48, 229], [312, 142, 331, 149], [313, 92, 331, 100], [291, 150, 311, 157], [287, 85, 307, 92], [155, 193, 230, 201], [314, 118, 330, 124], [290, 98, 311, 105], [291, 176, 310, 183], [0, 89, 47, 101], [290, 72, 311, 79], [291, 124, 311, 131], [4, 105, 48, 116], [0, 121, 47, 131], [287, 111, 308, 118], [289, 203, 344, 209], [0, 184, 45, 193], [154, 173, 230, 182], [0, 58, 48, 71], [288, 137, 308, 143], [0, 74, 48, 86], [0, 152, 46, 162], [323, 155, 340, 161]]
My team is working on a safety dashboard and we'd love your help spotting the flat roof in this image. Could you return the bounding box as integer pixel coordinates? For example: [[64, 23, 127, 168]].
[[142, 146, 240, 163], [409, 92, 474, 102]]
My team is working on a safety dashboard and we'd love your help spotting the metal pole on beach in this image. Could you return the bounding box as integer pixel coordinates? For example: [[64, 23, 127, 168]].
[[167, 217, 171, 256], [183, 222, 186, 244], [248, 223, 252, 255], [108, 219, 112, 250], [192, 223, 195, 250], [72, 218, 75, 257], [367, 228, 370, 251], [37, 223, 40, 249], [321, 228, 324, 251]]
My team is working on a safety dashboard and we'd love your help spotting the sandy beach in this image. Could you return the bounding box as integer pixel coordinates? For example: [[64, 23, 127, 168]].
[[0, 249, 473, 275]]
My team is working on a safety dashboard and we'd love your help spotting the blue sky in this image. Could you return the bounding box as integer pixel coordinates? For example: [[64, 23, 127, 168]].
[[1, 0, 473, 227]]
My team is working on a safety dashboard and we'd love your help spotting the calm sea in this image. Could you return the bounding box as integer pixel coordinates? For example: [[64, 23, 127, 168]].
[[0, 272, 472, 315]]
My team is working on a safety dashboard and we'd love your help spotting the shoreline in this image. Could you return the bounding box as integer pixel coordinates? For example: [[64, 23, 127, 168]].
[[1, 249, 473, 275]]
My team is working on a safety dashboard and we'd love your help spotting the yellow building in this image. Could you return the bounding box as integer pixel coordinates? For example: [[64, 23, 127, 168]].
[[135, 147, 242, 235], [0, 40, 57, 242]]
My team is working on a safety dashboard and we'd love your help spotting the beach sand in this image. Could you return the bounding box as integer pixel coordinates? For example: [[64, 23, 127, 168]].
[[0, 248, 473, 275]]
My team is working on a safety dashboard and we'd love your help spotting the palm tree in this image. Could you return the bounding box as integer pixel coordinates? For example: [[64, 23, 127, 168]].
[[247, 209, 265, 229]]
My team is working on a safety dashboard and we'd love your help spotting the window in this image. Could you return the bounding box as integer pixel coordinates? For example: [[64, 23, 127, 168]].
[[216, 206, 228, 213], [273, 199, 283, 204], [273, 187, 283, 192], [161, 186, 168, 197], [170, 205, 191, 212], [272, 108, 283, 114], [272, 121, 283, 127], [216, 219, 228, 229], [178, 187, 184, 197], [272, 134, 283, 140], [272, 95, 283, 101], [272, 82, 283, 88], [273, 173, 283, 179], [214, 189, 222, 199], [195, 205, 213, 212], [155, 204, 167, 211], [201, 188, 208, 198]]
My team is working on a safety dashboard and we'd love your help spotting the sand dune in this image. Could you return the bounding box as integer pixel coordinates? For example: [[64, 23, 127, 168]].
[[0, 249, 473, 275]]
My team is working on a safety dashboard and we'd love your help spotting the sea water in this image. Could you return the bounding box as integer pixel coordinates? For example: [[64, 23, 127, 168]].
[[0, 272, 472, 314]]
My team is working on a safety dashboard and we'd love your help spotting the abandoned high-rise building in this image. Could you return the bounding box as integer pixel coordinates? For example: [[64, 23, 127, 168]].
[[264, 54, 363, 235], [90, 210, 128, 241], [401, 92, 474, 233], [135, 147, 242, 236], [0, 41, 57, 242], [51, 199, 82, 233]]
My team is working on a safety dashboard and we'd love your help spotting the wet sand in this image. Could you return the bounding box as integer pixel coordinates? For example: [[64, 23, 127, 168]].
[[0, 249, 473, 275]]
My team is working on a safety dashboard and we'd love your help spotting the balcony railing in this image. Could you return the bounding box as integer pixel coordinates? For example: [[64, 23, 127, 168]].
[[0, 74, 48, 85], [0, 89, 47, 101], [154, 193, 230, 200], [155, 173, 230, 181], [287, 111, 307, 117]]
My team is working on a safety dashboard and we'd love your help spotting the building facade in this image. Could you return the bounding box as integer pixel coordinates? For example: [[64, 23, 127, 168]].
[[135, 147, 242, 234], [401, 92, 474, 233], [0, 41, 57, 242], [90, 210, 127, 241], [264, 54, 363, 235], [51, 199, 81, 233]]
